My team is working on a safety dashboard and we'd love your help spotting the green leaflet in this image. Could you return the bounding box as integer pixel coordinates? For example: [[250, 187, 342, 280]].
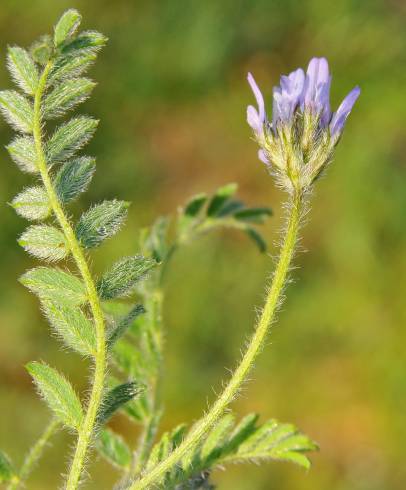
[[7, 46, 39, 96], [97, 381, 144, 426], [54, 9, 82, 47], [140, 216, 170, 262], [0, 90, 34, 133], [61, 30, 108, 56], [222, 418, 317, 469], [20, 267, 87, 306], [44, 78, 96, 119], [244, 227, 267, 253], [11, 186, 50, 221], [46, 116, 98, 164], [200, 414, 235, 462], [75, 200, 129, 249], [48, 52, 97, 85], [31, 35, 53, 65], [107, 303, 145, 348], [96, 429, 131, 469], [7, 135, 37, 173], [97, 255, 156, 300], [54, 157, 96, 203], [18, 225, 69, 262], [42, 300, 96, 356], [221, 413, 259, 454], [26, 362, 83, 430], [113, 339, 145, 379], [0, 451, 16, 483], [234, 207, 273, 223], [184, 193, 208, 217], [207, 183, 238, 216]]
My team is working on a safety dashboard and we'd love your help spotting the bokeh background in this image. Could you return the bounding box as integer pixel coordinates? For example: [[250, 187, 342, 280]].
[[1, 0, 405, 489]]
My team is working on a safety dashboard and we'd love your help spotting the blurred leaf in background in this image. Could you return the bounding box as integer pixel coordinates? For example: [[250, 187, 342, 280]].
[[0, 0, 405, 489]]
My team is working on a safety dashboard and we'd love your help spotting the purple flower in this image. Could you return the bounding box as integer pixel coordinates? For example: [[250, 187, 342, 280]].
[[273, 68, 305, 127], [247, 57, 360, 138]]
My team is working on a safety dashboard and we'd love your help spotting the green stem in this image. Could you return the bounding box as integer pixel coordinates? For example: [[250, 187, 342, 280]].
[[128, 190, 304, 489], [7, 420, 60, 490], [132, 289, 164, 476], [34, 62, 107, 490]]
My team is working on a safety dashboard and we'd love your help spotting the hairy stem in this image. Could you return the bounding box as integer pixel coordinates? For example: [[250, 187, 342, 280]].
[[128, 190, 304, 489], [7, 420, 60, 490], [132, 289, 164, 475], [34, 62, 107, 490]]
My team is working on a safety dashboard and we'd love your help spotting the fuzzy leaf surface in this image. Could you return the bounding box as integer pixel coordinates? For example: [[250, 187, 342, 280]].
[[96, 429, 131, 469], [11, 186, 50, 221], [44, 78, 96, 119], [49, 52, 97, 85], [97, 381, 144, 426], [97, 255, 156, 300], [107, 303, 145, 348], [54, 9, 82, 47], [42, 300, 96, 356], [20, 267, 87, 306], [0, 90, 33, 133], [7, 46, 39, 95], [0, 451, 15, 483], [75, 200, 129, 249], [26, 361, 83, 429], [46, 116, 98, 164], [18, 224, 68, 261], [54, 157, 95, 203], [7, 136, 37, 173], [61, 30, 108, 56]]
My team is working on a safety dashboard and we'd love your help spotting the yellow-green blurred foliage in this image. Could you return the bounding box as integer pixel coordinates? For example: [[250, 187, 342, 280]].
[[0, 0, 405, 489]]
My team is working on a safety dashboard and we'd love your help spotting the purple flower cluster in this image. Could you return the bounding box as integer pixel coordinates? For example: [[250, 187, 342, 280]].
[[247, 57, 360, 142]]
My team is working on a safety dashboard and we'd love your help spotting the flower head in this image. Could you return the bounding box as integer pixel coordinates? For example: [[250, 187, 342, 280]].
[[247, 57, 360, 190]]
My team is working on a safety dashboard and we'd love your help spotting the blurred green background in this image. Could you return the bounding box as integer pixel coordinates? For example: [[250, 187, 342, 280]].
[[0, 0, 405, 488]]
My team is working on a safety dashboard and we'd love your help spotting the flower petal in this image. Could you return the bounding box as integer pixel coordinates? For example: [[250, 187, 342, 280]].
[[303, 57, 330, 109], [247, 105, 263, 136], [330, 86, 361, 136], [258, 149, 270, 164], [247, 72, 266, 123]]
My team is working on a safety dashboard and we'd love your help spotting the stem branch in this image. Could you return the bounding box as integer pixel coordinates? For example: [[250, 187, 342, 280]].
[[128, 190, 304, 489], [33, 62, 107, 490], [7, 420, 60, 490]]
